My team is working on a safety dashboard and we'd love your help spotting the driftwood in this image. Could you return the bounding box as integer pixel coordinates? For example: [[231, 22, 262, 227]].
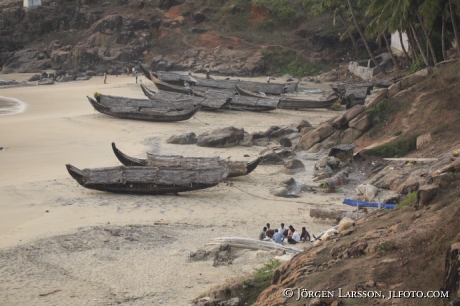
[[209, 237, 303, 254], [39, 289, 61, 297]]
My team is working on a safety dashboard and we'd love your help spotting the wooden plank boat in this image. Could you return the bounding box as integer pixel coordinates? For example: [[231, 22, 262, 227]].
[[154, 71, 299, 95], [139, 84, 232, 110], [235, 85, 273, 98], [343, 198, 396, 209], [151, 75, 207, 97], [111, 142, 261, 178], [87, 96, 200, 122], [278, 95, 338, 109], [142, 64, 298, 95], [66, 164, 229, 195], [228, 95, 280, 112]]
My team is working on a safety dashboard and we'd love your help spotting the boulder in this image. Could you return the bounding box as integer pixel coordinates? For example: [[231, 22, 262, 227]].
[[400, 67, 433, 90], [388, 82, 402, 97], [166, 132, 197, 144], [281, 159, 305, 174], [279, 137, 292, 148], [295, 130, 321, 151], [349, 113, 371, 132], [345, 104, 366, 122], [316, 122, 334, 140], [193, 12, 206, 23], [296, 119, 312, 132], [37, 78, 54, 85], [260, 147, 296, 165], [269, 127, 296, 139], [365, 89, 388, 109], [341, 128, 363, 144], [197, 127, 244, 148], [269, 186, 289, 197], [416, 133, 432, 150], [416, 184, 439, 206], [300, 126, 314, 135]]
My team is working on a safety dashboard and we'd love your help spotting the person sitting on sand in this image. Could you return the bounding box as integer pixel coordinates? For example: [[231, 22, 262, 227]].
[[300, 227, 311, 242], [287, 227, 300, 244], [259, 227, 267, 240], [273, 229, 284, 244], [265, 228, 275, 239], [266, 223, 271, 230], [288, 225, 294, 237], [279, 223, 287, 234]]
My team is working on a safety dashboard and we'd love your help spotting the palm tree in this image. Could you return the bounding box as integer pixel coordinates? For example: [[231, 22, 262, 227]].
[[448, 0, 460, 56], [346, 0, 386, 74]]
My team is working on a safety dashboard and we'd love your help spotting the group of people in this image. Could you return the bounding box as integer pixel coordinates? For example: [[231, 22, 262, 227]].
[[259, 223, 310, 245]]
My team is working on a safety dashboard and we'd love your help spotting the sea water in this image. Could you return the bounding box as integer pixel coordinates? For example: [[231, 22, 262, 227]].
[[0, 95, 27, 116]]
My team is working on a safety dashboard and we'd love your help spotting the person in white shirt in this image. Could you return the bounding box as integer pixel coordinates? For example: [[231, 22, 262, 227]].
[[279, 223, 287, 235], [266, 75, 271, 83], [288, 227, 300, 244]]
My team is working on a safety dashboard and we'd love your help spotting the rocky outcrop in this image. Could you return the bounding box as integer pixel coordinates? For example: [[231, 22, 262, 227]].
[[197, 127, 245, 148], [166, 132, 197, 144]]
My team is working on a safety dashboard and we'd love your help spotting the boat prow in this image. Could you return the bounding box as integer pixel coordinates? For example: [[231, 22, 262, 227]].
[[65, 164, 84, 185], [246, 157, 261, 174], [111, 142, 147, 166]]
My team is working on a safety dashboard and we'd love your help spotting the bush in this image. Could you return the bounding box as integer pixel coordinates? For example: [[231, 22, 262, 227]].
[[406, 56, 426, 76], [259, 19, 275, 32], [261, 49, 329, 77], [397, 191, 418, 209], [365, 135, 417, 158]]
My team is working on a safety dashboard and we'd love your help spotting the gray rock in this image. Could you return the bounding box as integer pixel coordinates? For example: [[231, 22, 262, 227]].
[[281, 159, 305, 174], [269, 186, 289, 197], [197, 126, 244, 148], [166, 132, 197, 145], [279, 137, 292, 147], [37, 78, 54, 85]]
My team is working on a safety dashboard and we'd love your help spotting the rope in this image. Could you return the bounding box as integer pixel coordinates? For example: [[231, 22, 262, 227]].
[[193, 116, 209, 125]]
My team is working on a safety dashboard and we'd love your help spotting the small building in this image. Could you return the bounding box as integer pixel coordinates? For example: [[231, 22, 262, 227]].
[[391, 31, 410, 56], [23, 0, 42, 8]]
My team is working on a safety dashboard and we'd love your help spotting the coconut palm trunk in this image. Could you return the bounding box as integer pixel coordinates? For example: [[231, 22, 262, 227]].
[[383, 33, 401, 71], [338, 12, 359, 57], [346, 0, 386, 74], [398, 30, 411, 61], [410, 22, 430, 66], [448, 0, 460, 57], [417, 13, 438, 64]]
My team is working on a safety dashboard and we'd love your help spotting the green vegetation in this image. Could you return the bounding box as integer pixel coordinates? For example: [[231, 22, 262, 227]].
[[365, 99, 397, 138], [261, 49, 329, 77], [366, 135, 417, 158], [378, 240, 397, 252], [251, 0, 304, 24], [239, 259, 282, 304], [397, 191, 418, 209], [406, 56, 426, 76]]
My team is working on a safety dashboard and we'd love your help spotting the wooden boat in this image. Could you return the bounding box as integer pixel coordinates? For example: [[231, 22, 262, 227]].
[[235, 85, 274, 98], [87, 96, 200, 122], [142, 65, 298, 95], [343, 199, 396, 209], [228, 95, 280, 112], [139, 84, 232, 110], [151, 75, 207, 97], [278, 95, 338, 109], [100, 89, 229, 110], [111, 142, 261, 178], [66, 164, 229, 195]]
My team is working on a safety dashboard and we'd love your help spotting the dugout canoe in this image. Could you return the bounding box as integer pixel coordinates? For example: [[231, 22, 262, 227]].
[[87, 96, 200, 122], [111, 142, 261, 178], [144, 66, 298, 95], [235, 85, 273, 98], [227, 95, 280, 112], [278, 95, 338, 109], [139, 84, 232, 110], [66, 164, 229, 195], [151, 75, 207, 97]]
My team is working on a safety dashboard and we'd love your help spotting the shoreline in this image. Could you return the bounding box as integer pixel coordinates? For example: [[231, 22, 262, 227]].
[[0, 95, 27, 116]]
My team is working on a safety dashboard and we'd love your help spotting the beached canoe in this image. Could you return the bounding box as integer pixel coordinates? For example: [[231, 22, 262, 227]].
[[141, 64, 298, 95], [151, 75, 207, 97], [235, 85, 274, 98], [66, 164, 229, 195], [111, 142, 261, 178], [87, 96, 200, 122], [278, 95, 338, 109], [139, 84, 232, 110], [227, 95, 280, 112]]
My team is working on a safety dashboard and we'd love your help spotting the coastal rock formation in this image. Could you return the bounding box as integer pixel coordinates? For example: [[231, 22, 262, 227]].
[[166, 132, 197, 144], [197, 126, 244, 148]]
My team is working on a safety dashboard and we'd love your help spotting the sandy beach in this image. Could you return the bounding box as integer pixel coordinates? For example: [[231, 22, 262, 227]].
[[0, 73, 351, 305]]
